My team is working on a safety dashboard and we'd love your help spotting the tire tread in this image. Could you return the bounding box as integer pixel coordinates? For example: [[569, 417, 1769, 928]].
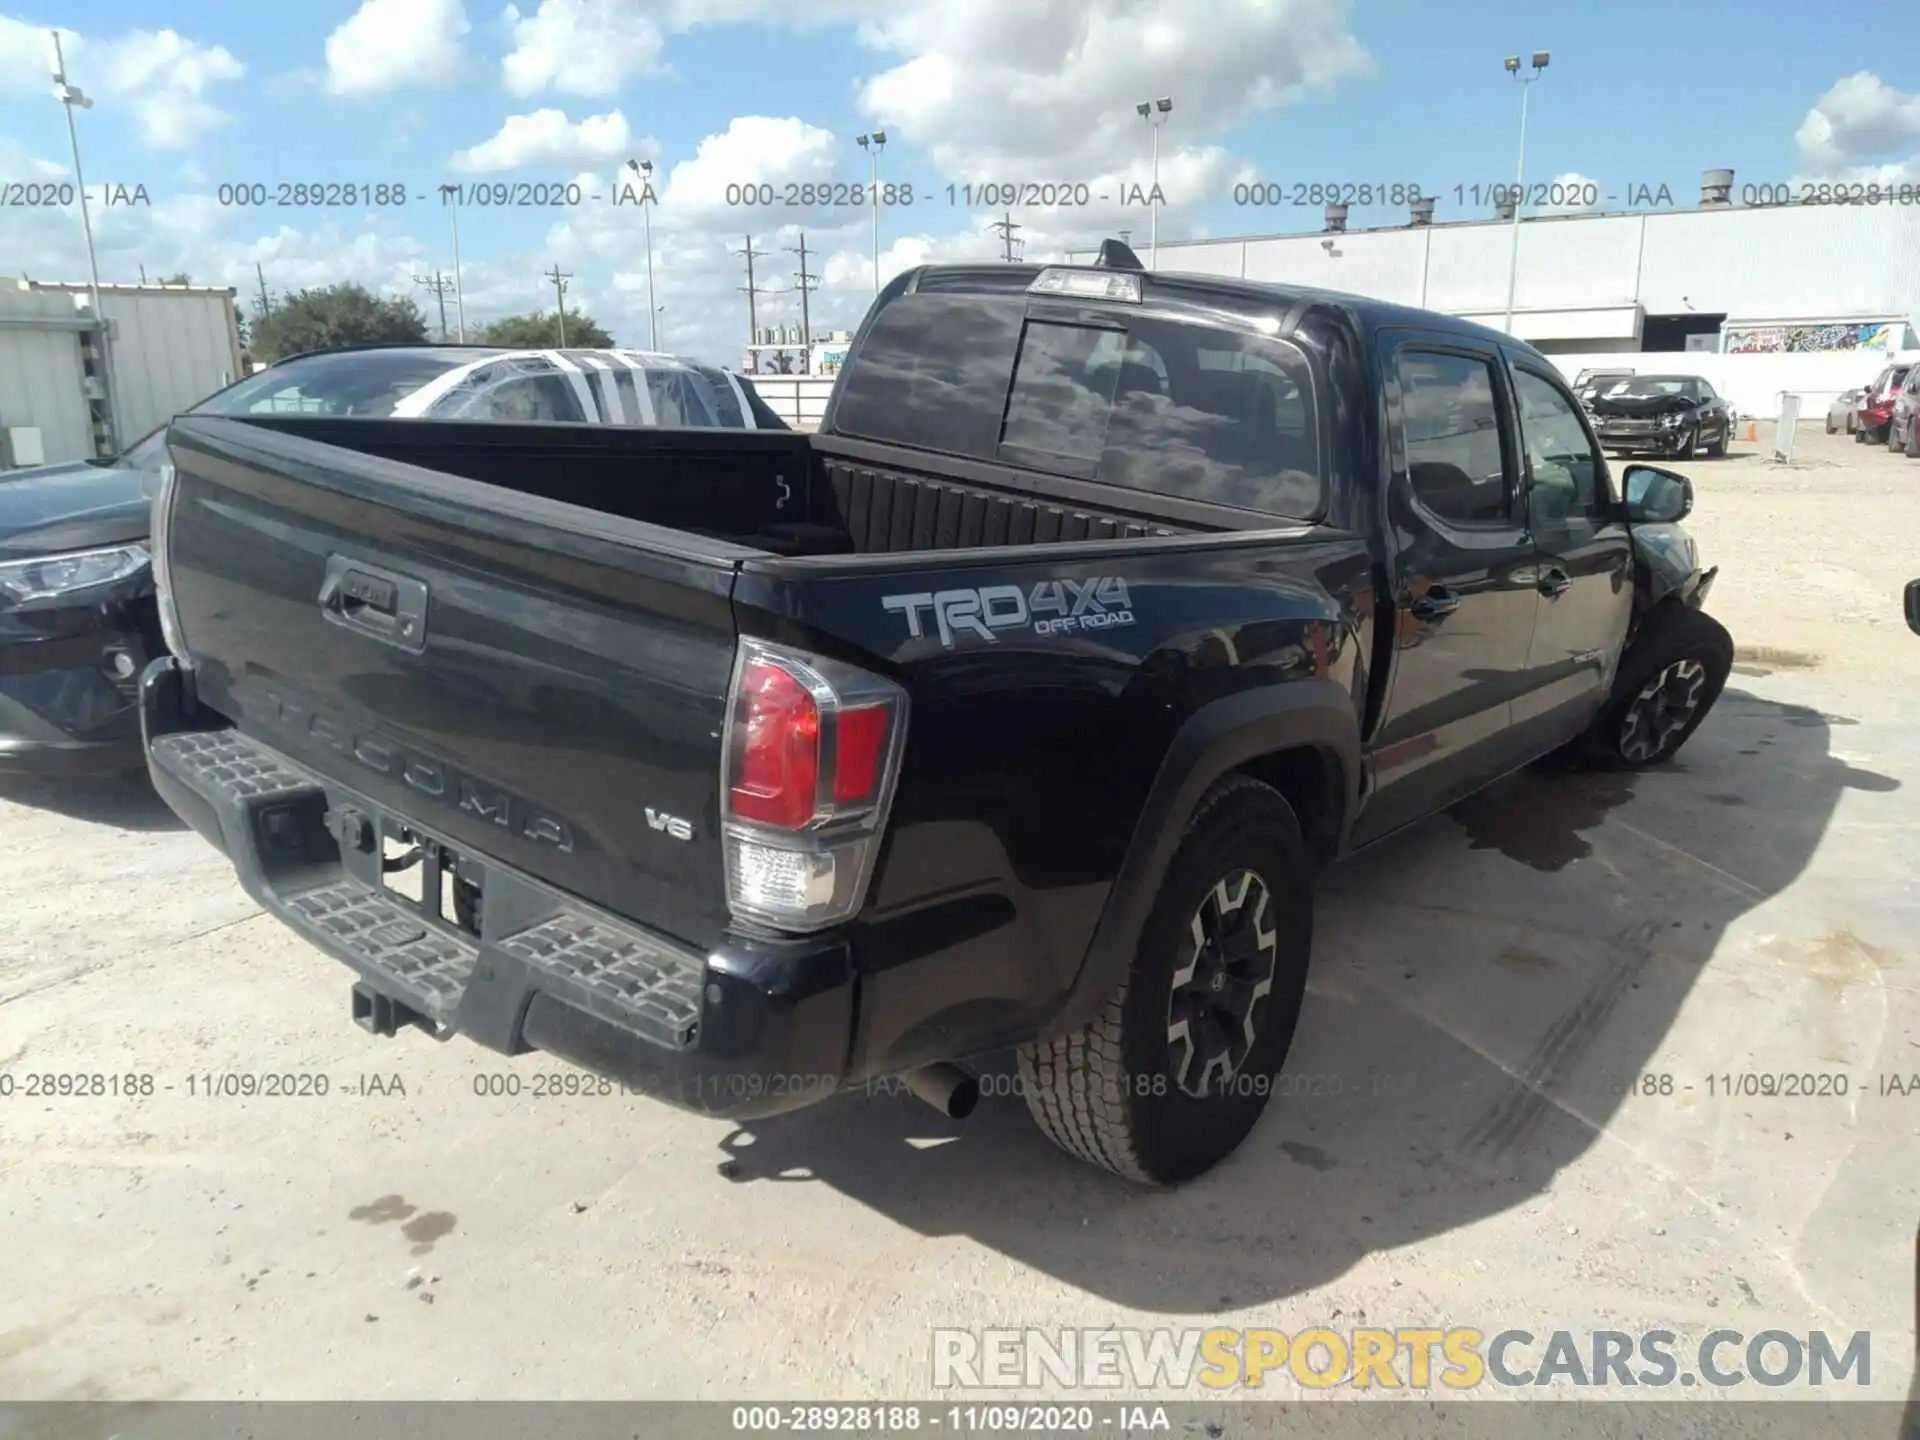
[[1016, 775, 1282, 1185]]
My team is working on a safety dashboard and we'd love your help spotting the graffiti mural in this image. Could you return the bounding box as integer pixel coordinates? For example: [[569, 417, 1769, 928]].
[[1724, 321, 1900, 354]]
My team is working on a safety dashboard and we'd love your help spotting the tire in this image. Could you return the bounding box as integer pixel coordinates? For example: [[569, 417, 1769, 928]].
[[1673, 426, 1696, 460], [1890, 422, 1902, 452], [1571, 606, 1733, 771], [1705, 425, 1727, 458], [1907, 421, 1919, 459], [1017, 776, 1312, 1186], [1825, 415, 1837, 434], [1855, 425, 1868, 444]]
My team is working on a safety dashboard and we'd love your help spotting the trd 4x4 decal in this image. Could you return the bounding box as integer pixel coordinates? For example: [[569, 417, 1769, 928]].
[[882, 577, 1135, 647]]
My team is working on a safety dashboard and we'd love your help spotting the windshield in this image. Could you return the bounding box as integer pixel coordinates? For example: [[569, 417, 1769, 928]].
[[199, 348, 494, 421], [1602, 376, 1692, 398]]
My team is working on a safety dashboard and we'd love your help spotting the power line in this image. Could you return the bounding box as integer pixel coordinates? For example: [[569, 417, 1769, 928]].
[[991, 211, 1024, 262], [544, 264, 573, 346], [414, 270, 455, 341], [735, 234, 770, 355], [787, 230, 816, 352]]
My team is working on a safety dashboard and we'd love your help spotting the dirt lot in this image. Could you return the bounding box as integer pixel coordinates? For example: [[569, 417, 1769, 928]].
[[1, 425, 1916, 1407]]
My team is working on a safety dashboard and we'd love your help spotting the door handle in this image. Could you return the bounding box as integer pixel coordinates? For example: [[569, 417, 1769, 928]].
[[1538, 567, 1571, 598], [1409, 587, 1459, 621]]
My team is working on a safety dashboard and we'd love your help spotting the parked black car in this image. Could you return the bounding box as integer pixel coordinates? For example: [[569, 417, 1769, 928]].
[[1588, 374, 1733, 459], [143, 244, 1731, 1184], [0, 345, 782, 777]]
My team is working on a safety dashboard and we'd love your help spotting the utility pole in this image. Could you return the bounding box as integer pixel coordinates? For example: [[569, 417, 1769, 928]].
[[51, 29, 118, 453], [991, 211, 1024, 262], [545, 263, 573, 346], [787, 231, 816, 355], [735, 234, 769, 358], [414, 270, 455, 341], [254, 262, 272, 318]]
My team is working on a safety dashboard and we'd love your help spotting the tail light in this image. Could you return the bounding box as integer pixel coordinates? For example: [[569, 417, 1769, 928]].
[[720, 637, 908, 932], [151, 458, 192, 667]]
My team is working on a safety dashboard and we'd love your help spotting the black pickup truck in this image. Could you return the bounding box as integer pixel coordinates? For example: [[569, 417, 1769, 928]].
[[141, 244, 1730, 1185]]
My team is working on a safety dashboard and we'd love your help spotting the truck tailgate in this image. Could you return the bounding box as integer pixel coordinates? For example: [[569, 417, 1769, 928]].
[[159, 414, 746, 951]]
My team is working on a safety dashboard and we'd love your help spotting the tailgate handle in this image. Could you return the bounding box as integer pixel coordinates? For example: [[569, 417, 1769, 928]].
[[319, 555, 429, 653]]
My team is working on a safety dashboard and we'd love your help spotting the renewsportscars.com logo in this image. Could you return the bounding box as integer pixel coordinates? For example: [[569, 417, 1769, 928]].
[[882, 578, 1135, 648], [931, 1326, 1875, 1392]]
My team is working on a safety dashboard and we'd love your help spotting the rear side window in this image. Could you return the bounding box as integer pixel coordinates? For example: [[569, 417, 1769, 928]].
[[1396, 350, 1511, 525]]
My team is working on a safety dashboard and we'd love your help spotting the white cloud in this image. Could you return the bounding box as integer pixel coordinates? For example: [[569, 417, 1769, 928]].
[[502, 0, 668, 97], [91, 29, 245, 148], [1794, 72, 1920, 182], [0, 134, 65, 178], [657, 116, 841, 225], [0, 15, 61, 92], [325, 0, 471, 96], [449, 109, 639, 172], [0, 18, 242, 149], [1536, 171, 1601, 216], [857, 0, 1368, 178]]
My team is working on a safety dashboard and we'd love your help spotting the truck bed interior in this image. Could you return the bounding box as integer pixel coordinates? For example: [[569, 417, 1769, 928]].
[[232, 415, 1204, 559]]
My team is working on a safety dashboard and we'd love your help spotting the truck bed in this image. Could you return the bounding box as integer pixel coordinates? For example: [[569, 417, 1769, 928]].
[[227, 415, 1201, 559]]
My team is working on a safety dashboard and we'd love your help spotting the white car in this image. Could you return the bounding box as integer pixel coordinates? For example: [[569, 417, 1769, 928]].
[[225, 344, 787, 430]]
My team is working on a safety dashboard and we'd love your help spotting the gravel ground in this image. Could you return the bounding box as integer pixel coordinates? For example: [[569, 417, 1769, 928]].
[[1, 432, 1916, 1408]]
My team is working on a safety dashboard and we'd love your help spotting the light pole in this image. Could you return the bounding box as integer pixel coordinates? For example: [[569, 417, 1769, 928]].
[[1135, 97, 1171, 270], [855, 130, 886, 294], [1501, 51, 1548, 335], [626, 157, 659, 350], [437, 184, 467, 340], [50, 30, 118, 453]]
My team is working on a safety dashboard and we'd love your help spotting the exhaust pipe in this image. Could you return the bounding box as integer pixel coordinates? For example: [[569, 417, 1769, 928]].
[[900, 1063, 979, 1120]]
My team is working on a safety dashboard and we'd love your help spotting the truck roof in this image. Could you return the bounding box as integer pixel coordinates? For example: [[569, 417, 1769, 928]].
[[896, 260, 1544, 359]]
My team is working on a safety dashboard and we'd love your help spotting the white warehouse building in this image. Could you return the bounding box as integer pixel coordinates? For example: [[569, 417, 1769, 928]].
[[1072, 170, 1920, 418]]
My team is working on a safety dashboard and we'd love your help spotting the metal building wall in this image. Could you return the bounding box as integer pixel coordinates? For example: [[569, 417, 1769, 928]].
[[1086, 203, 1920, 335], [97, 287, 245, 442], [0, 289, 94, 465]]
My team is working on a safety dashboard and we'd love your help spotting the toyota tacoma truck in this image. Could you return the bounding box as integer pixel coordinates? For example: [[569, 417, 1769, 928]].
[[140, 242, 1731, 1185]]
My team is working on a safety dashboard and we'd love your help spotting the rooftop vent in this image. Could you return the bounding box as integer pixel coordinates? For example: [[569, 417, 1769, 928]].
[[1323, 203, 1348, 233], [1410, 196, 1435, 227], [1493, 196, 1516, 221], [1701, 168, 1733, 206]]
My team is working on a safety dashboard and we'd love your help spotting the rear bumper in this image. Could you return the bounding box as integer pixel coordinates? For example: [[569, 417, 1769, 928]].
[[140, 656, 856, 1120]]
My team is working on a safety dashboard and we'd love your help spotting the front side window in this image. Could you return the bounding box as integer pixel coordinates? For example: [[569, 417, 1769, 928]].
[[1397, 350, 1511, 525], [1513, 368, 1608, 525]]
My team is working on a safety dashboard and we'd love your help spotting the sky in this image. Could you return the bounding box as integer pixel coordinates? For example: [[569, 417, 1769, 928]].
[[2, 0, 1918, 369]]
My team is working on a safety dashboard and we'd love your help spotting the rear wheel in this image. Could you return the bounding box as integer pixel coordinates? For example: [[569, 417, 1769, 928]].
[[1890, 422, 1903, 452], [1906, 422, 1920, 459], [1571, 606, 1733, 770], [1826, 414, 1837, 434], [1017, 776, 1312, 1186]]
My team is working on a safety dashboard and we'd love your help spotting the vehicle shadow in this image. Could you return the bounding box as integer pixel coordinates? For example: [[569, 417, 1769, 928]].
[[711, 686, 1890, 1311], [0, 772, 186, 833]]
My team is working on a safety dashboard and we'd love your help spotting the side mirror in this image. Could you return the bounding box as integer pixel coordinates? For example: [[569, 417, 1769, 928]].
[[1906, 579, 1920, 637], [1622, 464, 1694, 524]]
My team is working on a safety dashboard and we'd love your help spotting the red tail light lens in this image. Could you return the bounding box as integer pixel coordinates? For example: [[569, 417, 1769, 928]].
[[728, 658, 820, 829], [832, 704, 888, 805], [720, 639, 910, 933]]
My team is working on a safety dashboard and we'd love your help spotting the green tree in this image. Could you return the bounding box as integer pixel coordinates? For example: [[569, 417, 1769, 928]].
[[248, 282, 430, 362], [477, 308, 615, 349], [158, 271, 192, 284]]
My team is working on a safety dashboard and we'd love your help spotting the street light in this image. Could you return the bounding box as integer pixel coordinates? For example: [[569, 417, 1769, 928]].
[[854, 130, 886, 294], [436, 183, 467, 341], [1135, 97, 1171, 270], [1501, 50, 1549, 335], [50, 30, 118, 453], [626, 157, 659, 350]]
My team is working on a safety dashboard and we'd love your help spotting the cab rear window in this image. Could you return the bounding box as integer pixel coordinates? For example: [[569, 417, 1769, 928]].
[[833, 290, 1323, 520]]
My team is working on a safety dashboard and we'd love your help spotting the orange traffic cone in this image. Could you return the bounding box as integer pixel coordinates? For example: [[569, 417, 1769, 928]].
[[1746, 421, 1757, 442]]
